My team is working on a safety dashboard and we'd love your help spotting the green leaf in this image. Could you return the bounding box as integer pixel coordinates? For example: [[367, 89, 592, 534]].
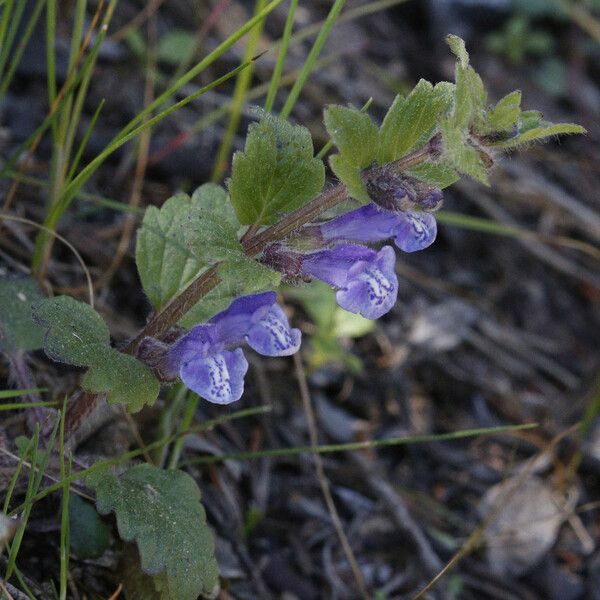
[[136, 184, 241, 312], [220, 254, 281, 294], [518, 110, 543, 132], [378, 80, 454, 164], [493, 122, 586, 149], [447, 35, 486, 130], [285, 282, 337, 329], [486, 90, 522, 132], [0, 277, 44, 353], [136, 193, 204, 311], [178, 289, 232, 330], [446, 34, 469, 67], [432, 81, 456, 108], [190, 183, 238, 227], [287, 282, 374, 339], [69, 493, 110, 559], [82, 351, 160, 412], [89, 464, 219, 600], [32, 296, 109, 366], [407, 161, 460, 189], [323, 105, 378, 168], [285, 283, 369, 373], [441, 120, 489, 184], [455, 64, 486, 130], [33, 296, 159, 412], [332, 310, 375, 338], [228, 115, 325, 225], [182, 189, 241, 263], [175, 184, 281, 327], [329, 154, 370, 204]]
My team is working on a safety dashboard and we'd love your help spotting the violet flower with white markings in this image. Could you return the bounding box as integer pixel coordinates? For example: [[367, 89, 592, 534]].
[[303, 244, 398, 319], [263, 243, 398, 320], [166, 292, 301, 404], [304, 203, 437, 253]]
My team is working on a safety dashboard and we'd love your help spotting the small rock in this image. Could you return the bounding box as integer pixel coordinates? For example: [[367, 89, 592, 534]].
[[407, 299, 479, 352], [479, 475, 567, 576]]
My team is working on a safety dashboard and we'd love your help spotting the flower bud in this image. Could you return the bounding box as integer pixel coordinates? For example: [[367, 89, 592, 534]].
[[137, 337, 177, 381], [261, 243, 305, 280], [365, 167, 415, 212], [365, 168, 443, 213]]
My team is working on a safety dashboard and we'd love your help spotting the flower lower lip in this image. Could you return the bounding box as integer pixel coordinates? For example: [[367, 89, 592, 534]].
[[166, 292, 301, 404]]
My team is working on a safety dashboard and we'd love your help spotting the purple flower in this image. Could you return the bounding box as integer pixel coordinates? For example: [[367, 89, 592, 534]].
[[389, 211, 437, 253], [167, 292, 301, 404], [308, 203, 437, 253], [302, 244, 398, 319]]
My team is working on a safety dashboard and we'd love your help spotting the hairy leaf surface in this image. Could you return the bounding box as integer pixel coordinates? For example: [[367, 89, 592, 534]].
[[90, 465, 219, 600], [324, 105, 378, 168], [328, 153, 370, 204], [441, 120, 489, 184], [229, 115, 325, 225], [494, 122, 586, 148], [0, 277, 44, 353], [486, 90, 522, 132], [136, 193, 203, 311], [33, 296, 159, 411], [378, 79, 454, 163], [137, 183, 247, 314], [447, 34, 487, 129]]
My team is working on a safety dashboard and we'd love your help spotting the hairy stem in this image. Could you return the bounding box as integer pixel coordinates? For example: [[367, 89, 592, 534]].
[[125, 265, 222, 352]]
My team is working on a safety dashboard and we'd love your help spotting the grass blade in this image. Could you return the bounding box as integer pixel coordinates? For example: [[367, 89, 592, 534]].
[[1, 170, 144, 214], [437, 210, 600, 260], [12, 565, 38, 600], [5, 419, 62, 579], [0, 0, 115, 195], [44, 59, 256, 236], [46, 0, 57, 110], [167, 393, 199, 469], [0, 401, 56, 411], [0, 0, 47, 98], [181, 423, 538, 466], [66, 99, 105, 182], [280, 0, 346, 119], [0, 388, 47, 400], [0, 0, 26, 85], [2, 435, 36, 514], [279, 0, 410, 50], [148, 49, 348, 165], [264, 0, 298, 113], [112, 0, 285, 144], [211, 0, 268, 181], [5, 426, 40, 578], [0, 0, 16, 80], [9, 405, 273, 517], [58, 398, 70, 600]]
